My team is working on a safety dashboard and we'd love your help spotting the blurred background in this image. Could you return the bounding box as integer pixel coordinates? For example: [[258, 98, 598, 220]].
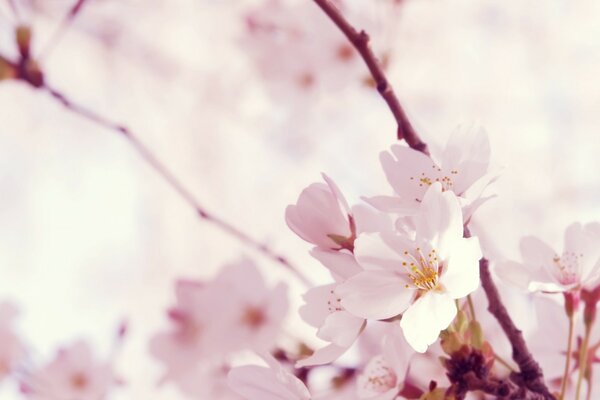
[[0, 0, 599, 398]]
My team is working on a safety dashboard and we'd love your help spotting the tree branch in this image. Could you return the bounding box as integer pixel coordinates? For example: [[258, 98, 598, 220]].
[[312, 0, 428, 154], [313, 2, 554, 396], [462, 371, 548, 400], [1, 46, 311, 287], [479, 258, 555, 399]]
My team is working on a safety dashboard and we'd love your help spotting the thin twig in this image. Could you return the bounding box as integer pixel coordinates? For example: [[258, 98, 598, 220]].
[[6, 0, 19, 20], [38, 0, 90, 60], [313, 2, 554, 396], [312, 0, 428, 153], [1, 40, 311, 286], [479, 258, 555, 399], [39, 83, 311, 287]]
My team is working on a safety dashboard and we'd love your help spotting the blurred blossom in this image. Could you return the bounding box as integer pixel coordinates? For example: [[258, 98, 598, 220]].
[[0, 0, 599, 399], [0, 303, 26, 382], [150, 259, 288, 393], [21, 341, 116, 400], [228, 354, 311, 400], [498, 222, 600, 293]]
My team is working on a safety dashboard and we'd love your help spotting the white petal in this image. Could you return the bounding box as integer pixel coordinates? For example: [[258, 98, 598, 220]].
[[519, 236, 556, 267], [295, 343, 349, 368], [440, 237, 482, 299], [384, 145, 435, 201], [310, 248, 361, 281], [228, 365, 310, 400], [382, 324, 413, 379], [317, 311, 365, 347], [494, 261, 536, 291], [362, 195, 417, 215], [565, 222, 600, 281], [400, 292, 457, 353], [354, 232, 413, 272], [337, 270, 414, 320], [299, 284, 337, 328], [416, 184, 463, 260]]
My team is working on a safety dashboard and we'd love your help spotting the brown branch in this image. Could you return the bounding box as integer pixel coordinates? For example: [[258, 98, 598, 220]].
[[313, 2, 553, 395], [462, 372, 548, 400], [1, 41, 311, 286], [40, 83, 312, 287], [312, 0, 428, 154], [39, 0, 91, 60], [479, 258, 555, 399]]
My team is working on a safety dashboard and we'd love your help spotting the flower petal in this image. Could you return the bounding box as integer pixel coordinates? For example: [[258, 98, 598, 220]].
[[415, 184, 463, 259], [295, 343, 350, 368], [338, 270, 414, 320], [400, 292, 456, 353], [317, 311, 365, 347], [440, 237, 482, 299]]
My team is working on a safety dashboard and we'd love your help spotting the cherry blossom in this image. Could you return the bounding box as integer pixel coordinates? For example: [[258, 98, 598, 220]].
[[22, 341, 116, 400], [151, 259, 288, 386], [356, 326, 413, 399], [150, 279, 224, 379], [213, 259, 289, 355], [228, 355, 311, 400], [240, 0, 398, 103], [286, 174, 355, 250], [295, 207, 395, 367], [297, 281, 365, 367], [337, 183, 482, 352], [172, 362, 242, 400], [0, 303, 26, 382], [497, 222, 600, 293], [366, 126, 494, 221]]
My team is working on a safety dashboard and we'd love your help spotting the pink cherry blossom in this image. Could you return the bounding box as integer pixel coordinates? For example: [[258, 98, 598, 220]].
[[356, 326, 413, 400], [173, 362, 243, 400], [497, 222, 600, 293], [151, 259, 288, 385], [240, 0, 398, 104], [22, 341, 116, 400], [228, 355, 311, 400], [366, 126, 494, 221], [297, 281, 365, 367], [286, 174, 355, 250], [0, 303, 26, 382], [150, 279, 224, 378], [213, 259, 289, 355], [337, 184, 482, 352]]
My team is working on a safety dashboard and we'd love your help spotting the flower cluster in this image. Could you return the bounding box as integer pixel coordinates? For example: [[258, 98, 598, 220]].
[[0, 303, 120, 400], [226, 127, 600, 400], [149, 259, 288, 398]]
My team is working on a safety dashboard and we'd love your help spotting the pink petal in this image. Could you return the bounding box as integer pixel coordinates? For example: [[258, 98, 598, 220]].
[[337, 270, 414, 320]]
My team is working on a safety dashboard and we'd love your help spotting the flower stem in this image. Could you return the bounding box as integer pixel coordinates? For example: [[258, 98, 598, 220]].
[[575, 322, 592, 400], [559, 314, 574, 400], [467, 294, 477, 322]]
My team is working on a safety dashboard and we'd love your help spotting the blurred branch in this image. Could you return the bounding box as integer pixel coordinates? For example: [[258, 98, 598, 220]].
[[312, 0, 428, 154], [479, 258, 555, 399], [39, 0, 90, 60], [6, 0, 20, 19], [43, 84, 313, 287], [0, 39, 312, 287]]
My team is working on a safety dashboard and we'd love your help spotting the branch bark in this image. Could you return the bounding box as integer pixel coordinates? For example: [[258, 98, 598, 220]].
[[312, 0, 428, 153], [479, 258, 555, 399]]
